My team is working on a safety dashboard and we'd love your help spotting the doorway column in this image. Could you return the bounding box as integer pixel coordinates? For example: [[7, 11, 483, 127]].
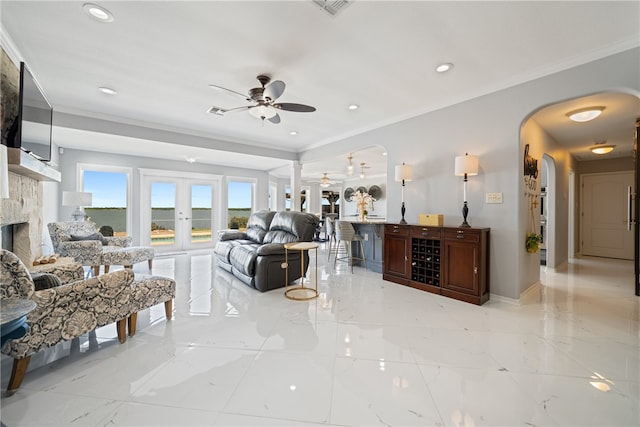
[[291, 161, 302, 211]]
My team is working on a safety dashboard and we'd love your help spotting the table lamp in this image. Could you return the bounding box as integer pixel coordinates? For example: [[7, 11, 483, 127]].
[[394, 163, 413, 224], [62, 191, 92, 221], [454, 153, 479, 228]]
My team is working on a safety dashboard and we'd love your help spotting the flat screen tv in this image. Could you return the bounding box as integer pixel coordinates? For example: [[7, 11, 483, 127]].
[[8, 62, 53, 162]]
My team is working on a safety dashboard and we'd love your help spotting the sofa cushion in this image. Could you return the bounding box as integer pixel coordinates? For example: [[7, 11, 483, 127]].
[[263, 211, 318, 244], [244, 210, 276, 243], [214, 239, 254, 264], [229, 244, 260, 276]]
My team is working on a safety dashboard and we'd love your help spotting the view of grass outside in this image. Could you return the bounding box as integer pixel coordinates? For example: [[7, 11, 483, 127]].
[[228, 181, 252, 229]]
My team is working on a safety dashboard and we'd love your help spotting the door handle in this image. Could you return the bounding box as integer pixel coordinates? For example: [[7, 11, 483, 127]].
[[628, 186, 635, 231]]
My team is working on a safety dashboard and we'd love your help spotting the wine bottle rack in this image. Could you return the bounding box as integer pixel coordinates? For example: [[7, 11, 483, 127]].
[[410, 237, 441, 287]]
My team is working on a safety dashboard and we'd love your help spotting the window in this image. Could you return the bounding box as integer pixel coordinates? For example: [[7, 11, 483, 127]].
[[227, 180, 253, 229], [82, 168, 130, 236]]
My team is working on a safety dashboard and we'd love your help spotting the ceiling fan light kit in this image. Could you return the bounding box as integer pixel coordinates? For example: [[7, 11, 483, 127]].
[[208, 75, 316, 124]]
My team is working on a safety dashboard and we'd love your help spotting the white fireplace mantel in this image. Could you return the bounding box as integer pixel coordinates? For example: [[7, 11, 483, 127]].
[[7, 147, 61, 182]]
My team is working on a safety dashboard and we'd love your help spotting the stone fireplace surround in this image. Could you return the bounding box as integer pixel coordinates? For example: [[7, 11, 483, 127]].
[[0, 171, 43, 265]]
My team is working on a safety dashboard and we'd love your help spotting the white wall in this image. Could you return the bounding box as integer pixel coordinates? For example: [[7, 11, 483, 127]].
[[301, 47, 640, 300]]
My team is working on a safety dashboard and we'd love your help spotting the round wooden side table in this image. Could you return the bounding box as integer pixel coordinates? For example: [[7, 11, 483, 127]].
[[284, 241, 319, 300]]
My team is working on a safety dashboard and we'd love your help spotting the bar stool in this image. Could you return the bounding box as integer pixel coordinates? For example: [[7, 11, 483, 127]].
[[326, 216, 338, 260], [334, 220, 366, 273]]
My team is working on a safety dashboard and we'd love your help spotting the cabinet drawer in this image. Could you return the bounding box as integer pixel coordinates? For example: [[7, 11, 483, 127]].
[[411, 227, 442, 239], [444, 229, 480, 242], [385, 224, 409, 236]]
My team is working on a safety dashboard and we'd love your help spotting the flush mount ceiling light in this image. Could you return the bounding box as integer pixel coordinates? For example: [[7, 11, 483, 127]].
[[591, 143, 615, 155], [98, 86, 117, 95], [83, 3, 114, 22], [435, 63, 454, 73], [567, 106, 605, 122], [348, 104, 359, 110]]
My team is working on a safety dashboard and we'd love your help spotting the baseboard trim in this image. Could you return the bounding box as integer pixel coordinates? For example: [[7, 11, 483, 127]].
[[490, 280, 542, 305]]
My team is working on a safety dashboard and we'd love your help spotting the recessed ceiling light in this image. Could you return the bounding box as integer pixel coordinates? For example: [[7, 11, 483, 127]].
[[382, 152, 387, 156], [98, 86, 117, 95], [289, 131, 298, 136], [83, 3, 114, 22], [348, 104, 359, 110], [435, 63, 453, 73], [567, 107, 605, 122]]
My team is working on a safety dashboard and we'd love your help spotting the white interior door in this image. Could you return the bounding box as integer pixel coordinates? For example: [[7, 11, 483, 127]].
[[141, 170, 221, 253], [582, 171, 634, 259]]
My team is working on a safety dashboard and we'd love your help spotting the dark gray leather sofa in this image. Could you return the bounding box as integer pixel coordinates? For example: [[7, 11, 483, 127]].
[[214, 210, 319, 292]]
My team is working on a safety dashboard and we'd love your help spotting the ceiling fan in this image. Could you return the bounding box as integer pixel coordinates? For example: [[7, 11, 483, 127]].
[[307, 172, 339, 188], [208, 75, 316, 124]]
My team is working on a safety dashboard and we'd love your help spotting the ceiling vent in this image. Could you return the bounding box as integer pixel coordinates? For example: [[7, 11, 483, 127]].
[[312, 0, 352, 16]]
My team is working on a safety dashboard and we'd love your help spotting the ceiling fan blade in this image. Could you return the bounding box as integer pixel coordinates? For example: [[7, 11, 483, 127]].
[[268, 113, 281, 124], [273, 102, 316, 112], [208, 84, 249, 100], [224, 105, 252, 113], [264, 80, 285, 101]]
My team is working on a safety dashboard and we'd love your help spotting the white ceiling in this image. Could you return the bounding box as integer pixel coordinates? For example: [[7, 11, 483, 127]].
[[2, 1, 639, 178]]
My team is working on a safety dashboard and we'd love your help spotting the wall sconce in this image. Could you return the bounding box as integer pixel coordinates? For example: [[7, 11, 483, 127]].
[[454, 153, 479, 228], [394, 163, 413, 224], [62, 191, 92, 221], [1, 144, 9, 199]]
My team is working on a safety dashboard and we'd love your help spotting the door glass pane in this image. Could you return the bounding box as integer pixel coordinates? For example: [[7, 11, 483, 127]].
[[191, 184, 212, 243], [285, 186, 291, 211], [151, 182, 176, 246], [228, 181, 252, 229], [83, 170, 127, 236]]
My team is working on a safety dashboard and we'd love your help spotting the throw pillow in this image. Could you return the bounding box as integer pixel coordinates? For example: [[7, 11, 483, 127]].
[[31, 273, 63, 291], [70, 232, 108, 245]]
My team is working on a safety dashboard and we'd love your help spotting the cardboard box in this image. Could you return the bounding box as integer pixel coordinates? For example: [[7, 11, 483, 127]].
[[418, 214, 444, 226]]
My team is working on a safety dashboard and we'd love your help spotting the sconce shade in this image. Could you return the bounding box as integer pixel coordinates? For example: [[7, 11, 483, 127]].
[[395, 164, 413, 182], [62, 191, 92, 207], [1, 144, 9, 199], [455, 154, 479, 176]]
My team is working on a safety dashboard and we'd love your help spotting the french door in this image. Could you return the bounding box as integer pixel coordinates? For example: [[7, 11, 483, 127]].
[[140, 170, 221, 252]]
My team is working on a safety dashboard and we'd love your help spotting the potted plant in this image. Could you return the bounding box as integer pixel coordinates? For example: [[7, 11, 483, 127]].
[[525, 232, 543, 253]]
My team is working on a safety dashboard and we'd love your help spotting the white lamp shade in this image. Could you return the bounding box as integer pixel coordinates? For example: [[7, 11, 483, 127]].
[[62, 191, 92, 207], [395, 164, 413, 182], [1, 144, 9, 199], [455, 154, 479, 176], [249, 105, 277, 119]]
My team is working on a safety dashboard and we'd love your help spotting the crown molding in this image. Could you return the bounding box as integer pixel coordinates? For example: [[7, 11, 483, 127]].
[[0, 24, 23, 66]]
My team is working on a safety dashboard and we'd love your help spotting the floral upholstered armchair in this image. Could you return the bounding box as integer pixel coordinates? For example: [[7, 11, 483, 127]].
[[0, 249, 134, 392], [48, 221, 154, 276]]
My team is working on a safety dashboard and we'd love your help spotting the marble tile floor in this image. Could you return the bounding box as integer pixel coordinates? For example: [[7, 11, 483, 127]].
[[1, 248, 638, 426]]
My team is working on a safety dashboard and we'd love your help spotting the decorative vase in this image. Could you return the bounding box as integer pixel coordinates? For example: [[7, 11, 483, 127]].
[[359, 202, 367, 222]]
